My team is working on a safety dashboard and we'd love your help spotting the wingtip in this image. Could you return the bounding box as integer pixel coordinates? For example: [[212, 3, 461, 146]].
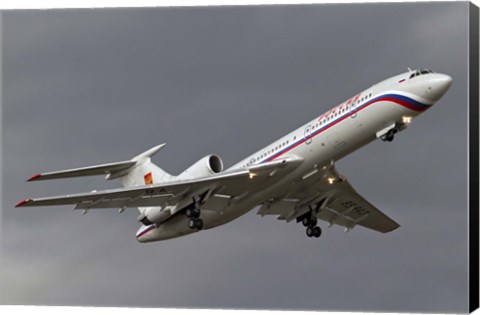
[[27, 173, 41, 182], [383, 224, 401, 233], [15, 198, 32, 207]]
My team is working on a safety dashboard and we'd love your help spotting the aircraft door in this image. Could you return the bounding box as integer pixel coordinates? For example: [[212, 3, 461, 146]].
[[350, 101, 358, 118], [304, 124, 313, 145]]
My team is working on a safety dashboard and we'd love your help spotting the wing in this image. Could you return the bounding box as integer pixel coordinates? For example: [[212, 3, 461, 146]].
[[16, 155, 304, 213], [257, 162, 400, 233]]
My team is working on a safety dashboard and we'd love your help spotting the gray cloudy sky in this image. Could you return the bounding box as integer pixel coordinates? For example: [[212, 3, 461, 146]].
[[1, 2, 471, 312]]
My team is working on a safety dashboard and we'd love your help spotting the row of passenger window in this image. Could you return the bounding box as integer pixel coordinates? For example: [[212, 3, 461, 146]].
[[317, 92, 373, 126], [242, 91, 374, 168], [243, 136, 299, 167]]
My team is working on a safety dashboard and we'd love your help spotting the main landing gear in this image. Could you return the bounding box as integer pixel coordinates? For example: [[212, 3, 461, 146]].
[[186, 205, 203, 230], [301, 216, 322, 238]]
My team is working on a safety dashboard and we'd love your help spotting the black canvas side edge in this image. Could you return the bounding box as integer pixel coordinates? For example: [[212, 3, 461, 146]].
[[469, 2, 479, 313]]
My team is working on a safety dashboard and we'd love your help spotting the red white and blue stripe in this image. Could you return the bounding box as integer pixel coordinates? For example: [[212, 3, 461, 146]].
[[259, 92, 431, 164]]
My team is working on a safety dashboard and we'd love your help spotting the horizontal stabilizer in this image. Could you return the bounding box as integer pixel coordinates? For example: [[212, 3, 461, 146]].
[[26, 144, 167, 182], [27, 161, 136, 181]]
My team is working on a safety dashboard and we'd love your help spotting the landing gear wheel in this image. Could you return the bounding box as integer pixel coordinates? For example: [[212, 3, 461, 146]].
[[306, 226, 314, 238], [188, 218, 204, 230], [302, 217, 317, 227], [191, 208, 201, 218], [383, 129, 396, 142], [195, 218, 204, 230], [186, 207, 201, 218], [188, 218, 197, 229], [302, 217, 310, 227], [313, 226, 322, 238]]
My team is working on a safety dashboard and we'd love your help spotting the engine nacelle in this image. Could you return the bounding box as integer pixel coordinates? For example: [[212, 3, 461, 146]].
[[176, 154, 223, 180], [138, 206, 173, 225]]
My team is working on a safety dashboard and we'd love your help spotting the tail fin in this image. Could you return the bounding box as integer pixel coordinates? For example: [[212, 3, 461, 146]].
[[120, 144, 173, 188], [26, 144, 173, 187]]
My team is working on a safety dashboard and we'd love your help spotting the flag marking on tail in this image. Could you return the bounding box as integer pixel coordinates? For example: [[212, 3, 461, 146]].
[[144, 172, 153, 185]]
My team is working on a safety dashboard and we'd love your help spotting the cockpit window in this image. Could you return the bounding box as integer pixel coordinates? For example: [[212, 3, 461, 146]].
[[409, 68, 435, 79]]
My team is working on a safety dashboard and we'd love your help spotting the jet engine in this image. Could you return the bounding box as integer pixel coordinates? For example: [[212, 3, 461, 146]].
[[176, 154, 223, 180], [137, 206, 171, 225]]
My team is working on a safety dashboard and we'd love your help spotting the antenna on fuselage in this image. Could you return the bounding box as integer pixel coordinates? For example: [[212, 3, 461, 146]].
[[407, 67, 412, 72]]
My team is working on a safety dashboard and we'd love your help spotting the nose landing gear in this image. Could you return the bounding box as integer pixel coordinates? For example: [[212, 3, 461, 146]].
[[381, 128, 397, 142], [379, 122, 407, 142]]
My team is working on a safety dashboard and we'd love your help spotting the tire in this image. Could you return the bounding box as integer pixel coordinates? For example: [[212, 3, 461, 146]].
[[387, 130, 395, 142], [313, 226, 322, 238], [309, 217, 317, 227], [302, 217, 310, 227], [185, 208, 193, 218], [192, 208, 201, 218], [188, 218, 197, 229], [306, 227, 314, 237], [195, 218, 204, 230]]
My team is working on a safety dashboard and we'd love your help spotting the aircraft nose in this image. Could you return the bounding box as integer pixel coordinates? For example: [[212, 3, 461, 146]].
[[425, 73, 452, 102]]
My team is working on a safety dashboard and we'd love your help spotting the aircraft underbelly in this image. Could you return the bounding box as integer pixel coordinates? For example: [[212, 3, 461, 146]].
[[140, 100, 427, 242]]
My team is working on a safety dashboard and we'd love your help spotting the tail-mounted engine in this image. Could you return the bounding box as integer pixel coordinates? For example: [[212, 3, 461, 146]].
[[176, 155, 223, 180]]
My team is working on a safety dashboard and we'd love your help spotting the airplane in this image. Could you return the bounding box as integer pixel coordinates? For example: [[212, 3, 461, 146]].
[[15, 69, 452, 243]]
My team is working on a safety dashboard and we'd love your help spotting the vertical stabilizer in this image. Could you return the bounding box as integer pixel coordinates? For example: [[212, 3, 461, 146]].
[[119, 144, 174, 188]]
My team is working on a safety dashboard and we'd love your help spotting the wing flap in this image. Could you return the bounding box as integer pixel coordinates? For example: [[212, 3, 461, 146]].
[[256, 161, 400, 233], [324, 184, 400, 233]]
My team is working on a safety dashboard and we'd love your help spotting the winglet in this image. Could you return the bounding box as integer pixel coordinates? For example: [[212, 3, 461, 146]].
[[15, 198, 32, 208], [27, 173, 42, 182]]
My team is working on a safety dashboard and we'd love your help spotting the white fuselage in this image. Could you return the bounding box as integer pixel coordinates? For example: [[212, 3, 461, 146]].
[[136, 70, 452, 242]]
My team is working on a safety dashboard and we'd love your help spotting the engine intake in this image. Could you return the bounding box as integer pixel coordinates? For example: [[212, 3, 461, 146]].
[[177, 154, 224, 180]]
